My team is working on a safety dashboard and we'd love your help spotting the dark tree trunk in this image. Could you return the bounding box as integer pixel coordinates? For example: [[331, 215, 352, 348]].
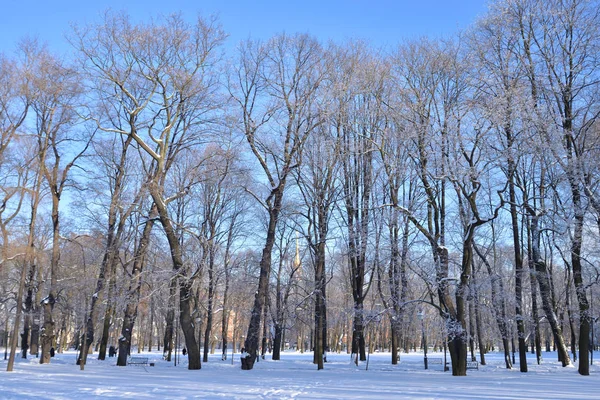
[[98, 263, 117, 361], [448, 320, 467, 376], [261, 303, 268, 360], [40, 195, 60, 364], [351, 303, 366, 363], [163, 279, 177, 361], [469, 299, 476, 362], [83, 135, 134, 364], [22, 262, 38, 358], [243, 190, 284, 370], [526, 223, 543, 365], [116, 208, 155, 366], [180, 279, 201, 369], [313, 237, 326, 369], [472, 266, 486, 365], [203, 247, 216, 363], [221, 273, 230, 361], [508, 163, 528, 373], [564, 266, 578, 362], [272, 323, 283, 361], [529, 213, 571, 366], [572, 210, 589, 375], [21, 318, 29, 359]]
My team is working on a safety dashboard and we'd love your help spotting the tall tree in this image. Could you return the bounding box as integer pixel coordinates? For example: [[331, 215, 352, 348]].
[[229, 34, 327, 370], [73, 12, 226, 370], [295, 124, 340, 369], [335, 43, 387, 363], [28, 42, 88, 364]]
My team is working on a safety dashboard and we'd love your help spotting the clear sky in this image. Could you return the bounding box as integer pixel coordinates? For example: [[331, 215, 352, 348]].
[[1, 1, 489, 54]]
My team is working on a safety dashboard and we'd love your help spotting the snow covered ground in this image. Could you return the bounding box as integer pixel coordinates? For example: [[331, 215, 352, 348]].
[[1, 348, 600, 399]]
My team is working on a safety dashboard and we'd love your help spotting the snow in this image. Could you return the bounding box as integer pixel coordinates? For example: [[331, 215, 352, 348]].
[[1, 349, 600, 399]]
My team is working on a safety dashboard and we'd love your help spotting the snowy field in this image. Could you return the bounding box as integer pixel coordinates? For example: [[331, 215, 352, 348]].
[[1, 349, 600, 399]]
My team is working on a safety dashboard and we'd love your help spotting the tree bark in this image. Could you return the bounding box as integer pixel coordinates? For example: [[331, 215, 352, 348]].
[[243, 193, 283, 369], [203, 245, 216, 363], [117, 206, 155, 366], [529, 212, 571, 366]]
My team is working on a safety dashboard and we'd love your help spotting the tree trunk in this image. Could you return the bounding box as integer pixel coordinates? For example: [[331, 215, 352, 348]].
[[526, 223, 543, 365], [272, 323, 283, 361], [22, 261, 39, 358], [508, 166, 528, 373], [98, 263, 117, 360], [243, 191, 283, 370], [117, 208, 155, 366], [472, 265, 486, 365], [221, 279, 230, 361], [572, 211, 589, 375], [448, 320, 467, 376], [351, 303, 366, 363], [261, 303, 268, 360], [180, 279, 201, 369], [6, 251, 28, 371], [203, 246, 216, 363], [163, 279, 177, 361], [529, 213, 571, 366], [40, 194, 60, 364]]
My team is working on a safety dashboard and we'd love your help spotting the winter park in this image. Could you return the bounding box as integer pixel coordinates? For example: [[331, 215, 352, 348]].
[[1, 0, 600, 398]]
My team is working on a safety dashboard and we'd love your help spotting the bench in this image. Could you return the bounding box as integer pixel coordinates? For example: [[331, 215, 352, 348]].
[[428, 357, 452, 371], [128, 357, 149, 366], [428, 357, 443, 366], [428, 358, 477, 371], [467, 360, 479, 370], [428, 357, 449, 370]]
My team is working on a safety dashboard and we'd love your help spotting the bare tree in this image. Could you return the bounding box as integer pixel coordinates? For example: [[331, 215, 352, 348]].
[[72, 12, 226, 370], [334, 42, 387, 363], [229, 33, 327, 370], [507, 0, 600, 373], [25, 41, 88, 364], [295, 122, 341, 369]]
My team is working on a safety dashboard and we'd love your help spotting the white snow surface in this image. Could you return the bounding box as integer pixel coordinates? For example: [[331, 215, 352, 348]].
[[1, 349, 600, 399]]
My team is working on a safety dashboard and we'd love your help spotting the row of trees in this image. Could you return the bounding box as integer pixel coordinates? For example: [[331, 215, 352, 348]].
[[1, 0, 599, 377]]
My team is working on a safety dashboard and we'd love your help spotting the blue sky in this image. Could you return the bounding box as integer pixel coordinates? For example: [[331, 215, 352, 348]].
[[1, 1, 489, 53]]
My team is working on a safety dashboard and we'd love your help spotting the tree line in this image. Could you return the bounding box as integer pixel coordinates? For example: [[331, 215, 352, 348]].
[[1, 0, 599, 377]]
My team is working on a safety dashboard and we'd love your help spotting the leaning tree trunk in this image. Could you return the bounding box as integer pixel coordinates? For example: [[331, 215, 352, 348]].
[[243, 191, 283, 370], [84, 135, 134, 363], [179, 279, 201, 369], [475, 241, 512, 369], [529, 212, 571, 366], [117, 209, 155, 366], [163, 279, 176, 361]]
